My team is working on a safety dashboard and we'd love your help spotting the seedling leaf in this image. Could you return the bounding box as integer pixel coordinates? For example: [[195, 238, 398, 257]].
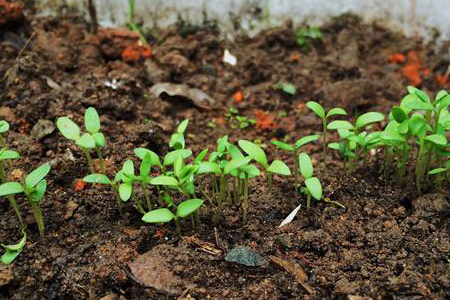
[[0, 182, 24, 196], [327, 120, 354, 130], [224, 156, 251, 174], [92, 132, 106, 147], [142, 208, 175, 223], [355, 112, 385, 130], [177, 199, 203, 218], [150, 176, 178, 186], [0, 150, 20, 160], [163, 149, 192, 166], [83, 174, 111, 184], [25, 163, 50, 188], [268, 160, 291, 175], [305, 177, 322, 200], [75, 133, 95, 149], [57, 117, 80, 140], [176, 119, 189, 133], [298, 153, 313, 179], [425, 134, 447, 146], [0, 121, 9, 133], [198, 162, 221, 174], [271, 140, 294, 151], [85, 107, 100, 134], [294, 135, 320, 149], [326, 108, 347, 118], [238, 140, 268, 169], [119, 183, 132, 201], [391, 106, 408, 123], [134, 148, 161, 167], [429, 168, 447, 175], [194, 148, 208, 163], [306, 101, 325, 119]]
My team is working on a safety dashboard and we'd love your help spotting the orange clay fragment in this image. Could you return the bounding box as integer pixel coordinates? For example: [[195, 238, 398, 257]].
[[401, 50, 422, 86], [436, 74, 449, 86], [74, 179, 86, 192], [387, 53, 406, 64], [232, 91, 244, 103], [254, 110, 275, 130], [121, 44, 152, 63]]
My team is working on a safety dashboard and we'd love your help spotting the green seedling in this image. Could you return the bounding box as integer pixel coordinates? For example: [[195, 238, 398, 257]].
[[306, 101, 347, 165], [0, 163, 51, 236], [0, 120, 9, 148], [127, 0, 148, 44], [298, 153, 322, 210], [169, 119, 189, 150], [1, 230, 26, 265], [225, 107, 256, 129], [273, 82, 296, 95], [296, 26, 323, 52], [57, 107, 106, 174], [142, 196, 203, 236], [238, 140, 291, 190], [271, 135, 320, 190], [0, 147, 24, 227]]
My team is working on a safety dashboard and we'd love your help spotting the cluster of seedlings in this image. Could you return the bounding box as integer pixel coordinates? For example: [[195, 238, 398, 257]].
[[1, 86, 450, 264]]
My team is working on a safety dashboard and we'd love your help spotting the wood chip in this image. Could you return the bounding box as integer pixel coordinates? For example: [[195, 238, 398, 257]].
[[269, 255, 314, 295], [184, 236, 222, 256]]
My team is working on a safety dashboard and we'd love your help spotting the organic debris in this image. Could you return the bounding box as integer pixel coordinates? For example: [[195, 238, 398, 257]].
[[150, 83, 215, 109]]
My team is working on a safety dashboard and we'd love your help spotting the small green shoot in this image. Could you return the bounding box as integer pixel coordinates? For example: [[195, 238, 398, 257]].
[[273, 82, 296, 95], [1, 230, 26, 265], [298, 153, 322, 210], [0, 120, 9, 148], [296, 26, 323, 52]]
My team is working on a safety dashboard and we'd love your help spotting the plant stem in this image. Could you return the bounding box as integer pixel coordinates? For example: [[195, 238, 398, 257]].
[[292, 152, 300, 192], [307, 193, 311, 211], [0, 134, 6, 148], [0, 163, 24, 227], [82, 148, 95, 174], [267, 171, 272, 191], [174, 217, 181, 236], [415, 141, 427, 194], [30, 201, 44, 236], [322, 120, 328, 166], [141, 181, 152, 210], [214, 175, 225, 225], [95, 146, 106, 174], [111, 184, 123, 214], [242, 172, 249, 225]]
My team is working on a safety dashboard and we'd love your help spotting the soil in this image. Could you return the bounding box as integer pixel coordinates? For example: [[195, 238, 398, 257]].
[[1, 9, 450, 300]]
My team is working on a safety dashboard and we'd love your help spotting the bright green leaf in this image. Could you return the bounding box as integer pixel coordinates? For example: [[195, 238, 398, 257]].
[[194, 148, 208, 163], [163, 149, 192, 166], [224, 157, 251, 174], [177, 199, 203, 218], [267, 160, 291, 176], [142, 208, 175, 223], [238, 140, 268, 169], [150, 176, 178, 186], [306, 101, 325, 119], [83, 174, 111, 184], [198, 162, 221, 174], [25, 163, 50, 188], [355, 112, 385, 130], [326, 107, 347, 118], [0, 150, 20, 160], [271, 140, 294, 152], [298, 153, 313, 179], [0, 121, 9, 133], [119, 182, 132, 201], [429, 168, 447, 175], [425, 134, 447, 146], [56, 117, 80, 140], [176, 119, 189, 133], [134, 148, 161, 167], [391, 106, 408, 123], [92, 132, 106, 147], [327, 120, 354, 130], [305, 177, 322, 200], [75, 133, 95, 149], [0, 182, 24, 196], [84, 107, 100, 134], [294, 135, 320, 149], [281, 83, 296, 95]]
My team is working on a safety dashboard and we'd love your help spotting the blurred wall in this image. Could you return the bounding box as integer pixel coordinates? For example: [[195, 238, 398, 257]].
[[36, 0, 450, 40]]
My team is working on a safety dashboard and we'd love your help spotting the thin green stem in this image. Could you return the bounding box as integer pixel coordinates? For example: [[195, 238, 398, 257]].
[[0, 163, 24, 227], [30, 201, 44, 236], [174, 217, 181, 236], [141, 181, 152, 210], [214, 175, 225, 225], [322, 120, 328, 166], [267, 171, 272, 191], [81, 148, 95, 174], [242, 172, 249, 225], [307, 193, 311, 211], [95, 146, 106, 174], [111, 184, 123, 214], [0, 134, 6, 148], [292, 151, 300, 192]]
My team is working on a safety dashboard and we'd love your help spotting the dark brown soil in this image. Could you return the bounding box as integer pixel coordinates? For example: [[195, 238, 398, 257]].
[[1, 11, 449, 300]]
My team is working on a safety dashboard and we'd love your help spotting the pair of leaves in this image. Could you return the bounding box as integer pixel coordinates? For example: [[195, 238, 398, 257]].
[[0, 163, 50, 200], [306, 101, 347, 121], [0, 148, 20, 161], [169, 119, 189, 149], [142, 199, 203, 223], [271, 134, 320, 152], [327, 112, 385, 131]]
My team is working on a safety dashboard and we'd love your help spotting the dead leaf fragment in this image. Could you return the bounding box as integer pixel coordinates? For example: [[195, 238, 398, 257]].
[[269, 255, 314, 294], [184, 236, 222, 256], [150, 83, 215, 109]]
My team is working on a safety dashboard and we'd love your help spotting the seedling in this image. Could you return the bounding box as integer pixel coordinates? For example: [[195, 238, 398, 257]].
[[0, 147, 24, 227], [127, 0, 148, 45], [0, 163, 51, 236], [1, 230, 26, 265], [142, 196, 203, 236], [273, 82, 296, 95], [0, 120, 9, 148], [298, 153, 322, 210], [271, 135, 320, 190], [238, 140, 291, 190], [57, 107, 106, 174], [306, 101, 347, 165], [169, 119, 189, 150], [296, 26, 323, 52], [225, 107, 256, 129]]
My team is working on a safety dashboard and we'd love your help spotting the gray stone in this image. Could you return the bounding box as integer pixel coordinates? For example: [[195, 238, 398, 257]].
[[225, 246, 265, 267]]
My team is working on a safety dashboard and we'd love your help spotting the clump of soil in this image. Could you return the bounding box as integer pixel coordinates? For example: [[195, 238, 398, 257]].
[[0, 10, 449, 300]]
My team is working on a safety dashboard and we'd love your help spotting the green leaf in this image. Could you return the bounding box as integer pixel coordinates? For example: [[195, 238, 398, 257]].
[[198, 162, 221, 174], [150, 176, 178, 186], [306, 101, 325, 119], [84, 107, 100, 134], [142, 208, 175, 223], [281, 83, 296, 95], [398, 120, 409, 135], [355, 112, 385, 130], [2, 232, 26, 252], [224, 156, 252, 174], [391, 106, 408, 123], [435, 90, 448, 102], [408, 113, 428, 136], [0, 182, 24, 196], [425, 134, 447, 146], [140, 153, 152, 177], [194, 148, 208, 163], [121, 160, 135, 177], [294, 134, 320, 149], [92, 132, 106, 147], [25, 163, 50, 188], [83, 174, 111, 184], [119, 182, 132, 201], [238, 140, 268, 169], [0, 121, 9, 133], [134, 148, 161, 167], [240, 164, 261, 179], [56, 117, 80, 140], [1, 250, 21, 265], [0, 150, 20, 160], [177, 199, 203, 218], [176, 119, 189, 133], [438, 94, 450, 111], [227, 143, 244, 160], [30, 180, 47, 202], [267, 160, 291, 176], [326, 107, 347, 118], [217, 135, 228, 153], [271, 140, 294, 152], [163, 149, 192, 166], [404, 99, 434, 111], [305, 177, 322, 200], [327, 120, 354, 130], [75, 133, 95, 149], [328, 142, 340, 150], [174, 155, 183, 177], [381, 130, 405, 143], [298, 153, 313, 179], [169, 133, 184, 150], [429, 167, 447, 175]]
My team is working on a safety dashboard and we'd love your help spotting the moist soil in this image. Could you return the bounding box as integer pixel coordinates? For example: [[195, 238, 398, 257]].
[[1, 11, 450, 300]]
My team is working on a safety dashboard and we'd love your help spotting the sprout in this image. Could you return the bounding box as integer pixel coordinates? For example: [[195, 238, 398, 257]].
[[1, 230, 26, 265], [169, 119, 189, 150], [0, 163, 51, 236], [298, 153, 322, 210], [57, 107, 106, 174], [0, 147, 23, 227], [0, 120, 10, 148]]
